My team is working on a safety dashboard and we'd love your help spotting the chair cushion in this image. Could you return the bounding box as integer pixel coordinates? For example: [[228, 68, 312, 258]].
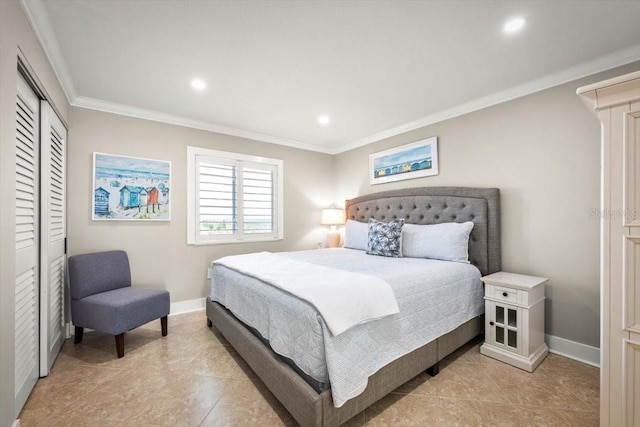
[[71, 287, 170, 335], [68, 250, 132, 299]]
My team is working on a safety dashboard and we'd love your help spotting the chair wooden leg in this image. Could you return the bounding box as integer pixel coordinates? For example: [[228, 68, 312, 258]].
[[74, 326, 84, 344], [161, 316, 168, 336], [115, 333, 125, 358]]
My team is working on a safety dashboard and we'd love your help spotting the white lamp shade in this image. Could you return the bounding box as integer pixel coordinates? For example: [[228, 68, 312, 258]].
[[321, 208, 345, 225]]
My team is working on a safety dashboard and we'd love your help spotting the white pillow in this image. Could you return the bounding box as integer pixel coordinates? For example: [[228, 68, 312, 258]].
[[402, 221, 474, 263], [343, 219, 368, 250]]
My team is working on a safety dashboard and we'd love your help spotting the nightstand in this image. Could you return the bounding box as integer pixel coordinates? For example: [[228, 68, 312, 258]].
[[480, 272, 549, 372]]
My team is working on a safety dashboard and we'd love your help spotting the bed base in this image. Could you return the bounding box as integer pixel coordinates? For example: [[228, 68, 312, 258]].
[[206, 298, 481, 427]]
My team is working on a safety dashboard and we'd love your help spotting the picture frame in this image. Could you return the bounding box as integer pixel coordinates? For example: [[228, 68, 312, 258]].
[[92, 152, 171, 221], [369, 136, 438, 185]]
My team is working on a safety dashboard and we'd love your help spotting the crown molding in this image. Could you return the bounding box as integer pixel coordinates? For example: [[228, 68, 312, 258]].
[[577, 70, 640, 112], [72, 96, 333, 154], [20, 0, 77, 103], [333, 45, 640, 154]]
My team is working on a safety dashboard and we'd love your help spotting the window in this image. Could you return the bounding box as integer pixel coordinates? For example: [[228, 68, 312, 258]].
[[187, 146, 283, 244]]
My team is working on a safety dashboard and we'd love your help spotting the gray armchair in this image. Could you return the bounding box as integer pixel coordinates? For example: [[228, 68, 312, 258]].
[[68, 250, 170, 358]]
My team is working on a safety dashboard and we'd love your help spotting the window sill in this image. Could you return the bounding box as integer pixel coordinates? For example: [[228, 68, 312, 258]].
[[188, 237, 284, 246]]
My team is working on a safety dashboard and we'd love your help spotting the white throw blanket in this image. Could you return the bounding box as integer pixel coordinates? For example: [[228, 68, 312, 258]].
[[214, 252, 399, 336]]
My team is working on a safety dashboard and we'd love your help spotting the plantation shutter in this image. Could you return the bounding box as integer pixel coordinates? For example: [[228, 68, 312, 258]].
[[242, 163, 276, 235], [197, 157, 237, 237], [14, 73, 40, 416], [39, 100, 66, 376], [195, 157, 276, 242]]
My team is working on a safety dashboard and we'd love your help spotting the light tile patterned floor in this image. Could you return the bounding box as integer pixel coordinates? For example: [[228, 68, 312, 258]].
[[19, 310, 599, 426]]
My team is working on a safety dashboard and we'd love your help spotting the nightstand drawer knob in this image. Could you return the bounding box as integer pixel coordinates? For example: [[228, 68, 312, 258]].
[[502, 292, 508, 297], [489, 321, 495, 326]]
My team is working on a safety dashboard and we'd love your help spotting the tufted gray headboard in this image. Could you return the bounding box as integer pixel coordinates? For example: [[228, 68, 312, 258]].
[[345, 187, 501, 276]]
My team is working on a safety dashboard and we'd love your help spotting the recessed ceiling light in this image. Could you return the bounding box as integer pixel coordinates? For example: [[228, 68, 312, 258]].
[[318, 115, 330, 125], [503, 17, 525, 34], [191, 78, 206, 91]]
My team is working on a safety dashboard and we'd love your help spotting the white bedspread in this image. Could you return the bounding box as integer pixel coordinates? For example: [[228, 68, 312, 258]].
[[214, 252, 399, 336], [211, 249, 483, 408]]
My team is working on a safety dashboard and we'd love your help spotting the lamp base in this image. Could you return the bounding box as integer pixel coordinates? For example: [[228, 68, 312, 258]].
[[325, 231, 341, 248]]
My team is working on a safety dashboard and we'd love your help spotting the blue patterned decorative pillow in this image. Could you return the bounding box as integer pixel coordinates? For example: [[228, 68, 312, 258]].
[[366, 218, 405, 257]]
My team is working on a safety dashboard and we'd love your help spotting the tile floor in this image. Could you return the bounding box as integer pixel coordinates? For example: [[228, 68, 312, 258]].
[[19, 310, 599, 426]]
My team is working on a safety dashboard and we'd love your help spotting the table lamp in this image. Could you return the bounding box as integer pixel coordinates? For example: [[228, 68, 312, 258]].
[[321, 208, 345, 248]]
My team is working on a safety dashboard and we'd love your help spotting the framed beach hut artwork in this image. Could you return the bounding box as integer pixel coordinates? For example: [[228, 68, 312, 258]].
[[369, 137, 439, 185], [92, 152, 171, 221]]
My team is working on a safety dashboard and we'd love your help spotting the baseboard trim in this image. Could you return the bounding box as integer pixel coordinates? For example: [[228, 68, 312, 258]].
[[546, 334, 600, 367], [170, 297, 206, 315], [13, 419, 21, 427]]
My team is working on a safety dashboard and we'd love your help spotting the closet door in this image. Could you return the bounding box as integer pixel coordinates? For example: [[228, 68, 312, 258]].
[[14, 74, 40, 416], [39, 101, 66, 376]]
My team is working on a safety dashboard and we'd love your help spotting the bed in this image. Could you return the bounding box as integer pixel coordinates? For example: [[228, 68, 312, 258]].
[[206, 186, 501, 426]]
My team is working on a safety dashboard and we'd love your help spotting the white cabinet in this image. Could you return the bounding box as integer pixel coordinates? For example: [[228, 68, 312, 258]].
[[578, 71, 640, 427], [480, 272, 548, 372]]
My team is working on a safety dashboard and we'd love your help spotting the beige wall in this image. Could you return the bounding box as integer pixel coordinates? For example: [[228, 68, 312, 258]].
[[0, 1, 71, 425], [334, 62, 640, 348], [67, 107, 334, 303]]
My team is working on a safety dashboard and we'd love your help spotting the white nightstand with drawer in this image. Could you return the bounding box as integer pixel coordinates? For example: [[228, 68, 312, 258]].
[[480, 272, 549, 372]]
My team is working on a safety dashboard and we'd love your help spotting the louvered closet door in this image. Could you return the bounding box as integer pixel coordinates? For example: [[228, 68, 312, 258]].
[[15, 74, 40, 417], [39, 101, 66, 376]]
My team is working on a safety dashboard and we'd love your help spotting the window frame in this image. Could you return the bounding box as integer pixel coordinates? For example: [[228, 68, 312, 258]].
[[187, 146, 284, 245]]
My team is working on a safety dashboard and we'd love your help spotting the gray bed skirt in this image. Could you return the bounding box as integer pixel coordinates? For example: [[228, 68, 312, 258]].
[[207, 298, 482, 427]]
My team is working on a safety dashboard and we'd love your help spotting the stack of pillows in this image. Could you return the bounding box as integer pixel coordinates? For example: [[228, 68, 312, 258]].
[[343, 218, 474, 263]]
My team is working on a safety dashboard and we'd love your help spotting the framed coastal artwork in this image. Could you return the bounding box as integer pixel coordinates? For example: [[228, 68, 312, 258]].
[[369, 136, 439, 185], [92, 152, 171, 221]]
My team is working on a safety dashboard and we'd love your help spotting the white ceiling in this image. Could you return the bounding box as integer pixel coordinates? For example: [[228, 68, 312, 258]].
[[22, 0, 640, 154]]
